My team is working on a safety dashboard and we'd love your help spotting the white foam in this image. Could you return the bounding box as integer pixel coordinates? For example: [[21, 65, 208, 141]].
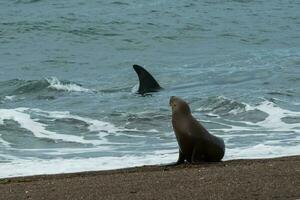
[[0, 108, 102, 145], [0, 107, 154, 148], [223, 100, 300, 133], [1, 99, 299, 178], [228, 103, 253, 115], [254, 101, 300, 132], [1, 142, 299, 178], [31, 109, 122, 138], [31, 108, 157, 139], [0, 153, 178, 178], [225, 144, 300, 160], [46, 77, 91, 92], [4, 96, 16, 101], [205, 113, 220, 118], [199, 99, 300, 160], [201, 99, 300, 134], [131, 83, 139, 93], [145, 129, 160, 133], [19, 147, 113, 156], [0, 153, 19, 161]]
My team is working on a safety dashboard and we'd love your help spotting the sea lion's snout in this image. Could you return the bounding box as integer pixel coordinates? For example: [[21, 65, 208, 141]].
[[169, 96, 191, 115], [169, 96, 176, 107]]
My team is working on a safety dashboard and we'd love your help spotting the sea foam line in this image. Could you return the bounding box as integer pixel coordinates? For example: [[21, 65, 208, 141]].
[[31, 108, 154, 138], [0, 108, 103, 145], [0, 153, 178, 178], [226, 143, 300, 160], [0, 107, 150, 146], [1, 142, 300, 178], [31, 109, 123, 137]]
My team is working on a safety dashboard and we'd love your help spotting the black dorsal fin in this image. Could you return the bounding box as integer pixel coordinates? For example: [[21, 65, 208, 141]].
[[133, 64, 162, 94]]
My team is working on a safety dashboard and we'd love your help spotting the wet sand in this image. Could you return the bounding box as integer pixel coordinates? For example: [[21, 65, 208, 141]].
[[1, 156, 300, 200]]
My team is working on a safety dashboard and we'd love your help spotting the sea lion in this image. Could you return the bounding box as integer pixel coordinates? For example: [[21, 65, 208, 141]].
[[169, 96, 225, 164], [132, 64, 162, 95]]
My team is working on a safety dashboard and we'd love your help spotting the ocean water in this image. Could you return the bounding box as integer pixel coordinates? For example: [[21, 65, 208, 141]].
[[0, 0, 299, 178]]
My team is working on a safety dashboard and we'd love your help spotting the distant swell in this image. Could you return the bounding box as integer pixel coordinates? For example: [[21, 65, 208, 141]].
[[0, 77, 91, 96], [16, 80, 50, 94]]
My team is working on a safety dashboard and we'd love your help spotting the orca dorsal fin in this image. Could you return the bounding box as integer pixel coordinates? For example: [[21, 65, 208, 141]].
[[133, 64, 162, 94]]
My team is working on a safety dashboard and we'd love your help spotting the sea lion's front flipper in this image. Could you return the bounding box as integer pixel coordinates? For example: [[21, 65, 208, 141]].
[[162, 150, 185, 166]]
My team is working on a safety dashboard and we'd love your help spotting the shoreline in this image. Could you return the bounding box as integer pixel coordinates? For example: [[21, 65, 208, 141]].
[[1, 156, 300, 199]]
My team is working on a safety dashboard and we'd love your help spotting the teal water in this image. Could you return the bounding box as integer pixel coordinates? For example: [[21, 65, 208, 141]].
[[0, 0, 299, 178]]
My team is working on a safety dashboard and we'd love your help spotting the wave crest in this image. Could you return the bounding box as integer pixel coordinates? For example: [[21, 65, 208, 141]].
[[46, 77, 91, 92], [0, 78, 91, 97], [197, 96, 251, 115]]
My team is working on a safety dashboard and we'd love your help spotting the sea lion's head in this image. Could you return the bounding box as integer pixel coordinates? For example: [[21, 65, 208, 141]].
[[169, 96, 191, 115]]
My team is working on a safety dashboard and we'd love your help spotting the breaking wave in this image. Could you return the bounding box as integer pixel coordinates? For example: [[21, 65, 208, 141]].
[[46, 77, 92, 92], [201, 99, 300, 134], [0, 78, 91, 97], [197, 96, 253, 115], [0, 107, 157, 146], [0, 108, 103, 145], [0, 96, 299, 178]]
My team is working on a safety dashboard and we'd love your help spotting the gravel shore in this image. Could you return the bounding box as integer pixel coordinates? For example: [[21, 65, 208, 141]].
[[1, 156, 300, 200]]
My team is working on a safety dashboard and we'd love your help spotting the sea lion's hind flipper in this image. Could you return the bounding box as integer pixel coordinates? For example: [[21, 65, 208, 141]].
[[191, 147, 206, 164]]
